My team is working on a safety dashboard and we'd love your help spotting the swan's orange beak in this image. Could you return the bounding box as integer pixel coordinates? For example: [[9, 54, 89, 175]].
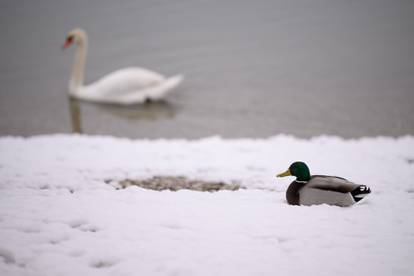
[[62, 36, 74, 50]]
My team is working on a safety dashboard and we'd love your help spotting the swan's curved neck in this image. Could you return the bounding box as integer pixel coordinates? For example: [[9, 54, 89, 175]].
[[70, 37, 87, 92]]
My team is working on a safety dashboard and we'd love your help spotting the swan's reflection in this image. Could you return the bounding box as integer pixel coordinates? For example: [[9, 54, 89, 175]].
[[67, 96, 178, 134], [68, 96, 82, 133]]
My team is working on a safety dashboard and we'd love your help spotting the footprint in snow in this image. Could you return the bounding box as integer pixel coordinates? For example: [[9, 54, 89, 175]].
[[69, 249, 85, 257], [49, 234, 70, 245], [160, 223, 183, 230], [90, 258, 118, 269], [0, 248, 16, 264], [67, 219, 99, 232]]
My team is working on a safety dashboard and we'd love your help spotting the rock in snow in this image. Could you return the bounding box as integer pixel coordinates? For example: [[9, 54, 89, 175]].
[[0, 134, 413, 276]]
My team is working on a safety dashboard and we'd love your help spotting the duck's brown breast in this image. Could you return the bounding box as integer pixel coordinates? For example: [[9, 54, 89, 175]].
[[286, 181, 306, 205]]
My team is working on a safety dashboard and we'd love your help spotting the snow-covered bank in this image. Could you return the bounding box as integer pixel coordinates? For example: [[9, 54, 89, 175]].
[[0, 134, 413, 276]]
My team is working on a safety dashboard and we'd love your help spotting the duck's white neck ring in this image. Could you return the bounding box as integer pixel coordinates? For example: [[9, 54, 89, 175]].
[[295, 180, 308, 184]]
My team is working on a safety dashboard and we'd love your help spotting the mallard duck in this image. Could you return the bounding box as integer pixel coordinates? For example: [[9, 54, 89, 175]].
[[276, 161, 371, 206]]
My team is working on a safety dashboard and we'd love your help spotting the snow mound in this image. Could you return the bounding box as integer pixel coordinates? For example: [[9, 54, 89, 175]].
[[0, 134, 413, 276]]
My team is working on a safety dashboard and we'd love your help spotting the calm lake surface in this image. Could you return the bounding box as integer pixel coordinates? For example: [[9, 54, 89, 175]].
[[0, 0, 413, 139]]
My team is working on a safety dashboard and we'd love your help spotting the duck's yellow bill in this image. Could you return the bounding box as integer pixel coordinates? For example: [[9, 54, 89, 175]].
[[277, 169, 291, 177]]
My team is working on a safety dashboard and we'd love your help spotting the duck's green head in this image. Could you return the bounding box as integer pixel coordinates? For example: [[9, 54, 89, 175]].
[[277, 161, 311, 182]]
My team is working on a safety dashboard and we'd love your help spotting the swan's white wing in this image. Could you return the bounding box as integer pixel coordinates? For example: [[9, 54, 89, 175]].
[[117, 75, 183, 104], [76, 67, 182, 104], [87, 67, 163, 96]]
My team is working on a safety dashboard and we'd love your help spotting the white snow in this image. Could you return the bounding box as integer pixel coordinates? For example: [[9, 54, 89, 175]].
[[0, 134, 413, 276]]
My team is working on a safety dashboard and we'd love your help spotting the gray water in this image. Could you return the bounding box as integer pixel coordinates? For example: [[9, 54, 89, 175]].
[[0, 0, 413, 139]]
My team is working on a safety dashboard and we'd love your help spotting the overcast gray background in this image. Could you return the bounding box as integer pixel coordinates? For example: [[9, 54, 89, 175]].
[[0, 0, 413, 138]]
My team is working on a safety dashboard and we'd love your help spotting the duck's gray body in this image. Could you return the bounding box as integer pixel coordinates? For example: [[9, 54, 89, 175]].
[[286, 175, 369, 207]]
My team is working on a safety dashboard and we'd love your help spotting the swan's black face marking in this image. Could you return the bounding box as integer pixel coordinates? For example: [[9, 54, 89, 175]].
[[62, 35, 74, 49], [66, 35, 74, 44]]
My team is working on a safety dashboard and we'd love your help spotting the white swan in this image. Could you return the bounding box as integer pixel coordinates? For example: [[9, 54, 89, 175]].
[[62, 28, 183, 105]]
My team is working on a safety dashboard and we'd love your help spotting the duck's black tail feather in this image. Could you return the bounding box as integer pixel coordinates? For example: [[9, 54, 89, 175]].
[[351, 185, 371, 202]]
